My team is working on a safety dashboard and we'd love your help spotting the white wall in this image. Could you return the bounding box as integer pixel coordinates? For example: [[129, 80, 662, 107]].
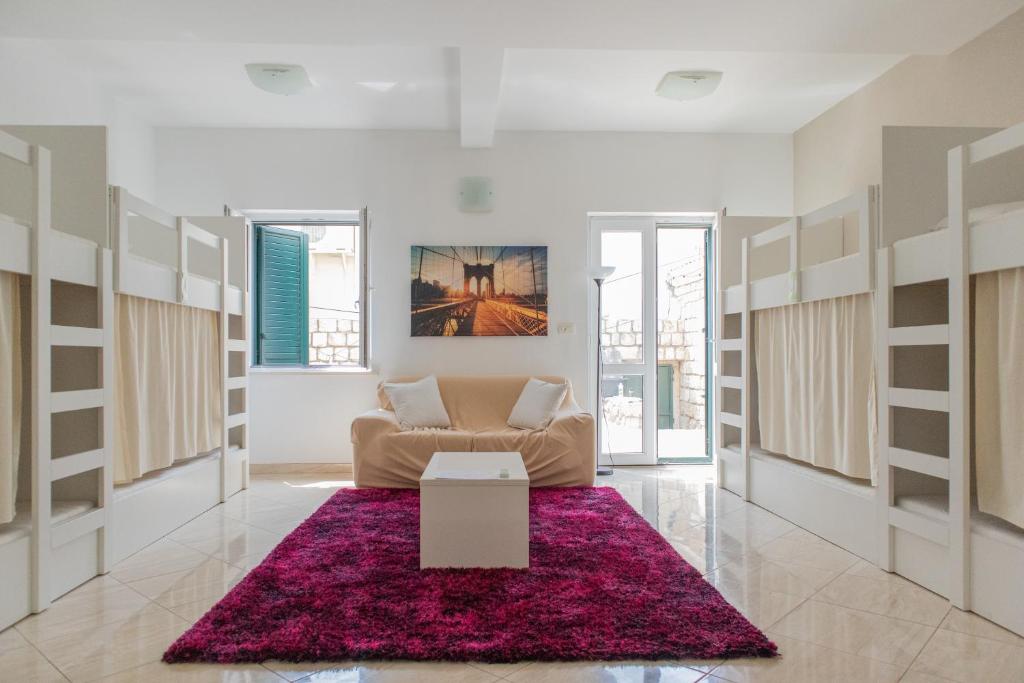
[[0, 39, 157, 203], [155, 128, 793, 463], [107, 103, 157, 203], [793, 8, 1024, 214]]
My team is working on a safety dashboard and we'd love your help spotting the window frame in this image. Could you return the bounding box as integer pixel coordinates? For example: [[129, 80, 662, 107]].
[[244, 210, 371, 373]]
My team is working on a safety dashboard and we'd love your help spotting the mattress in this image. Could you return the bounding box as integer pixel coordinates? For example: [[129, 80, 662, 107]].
[[0, 500, 95, 547], [930, 201, 1024, 232], [896, 493, 1024, 548], [125, 251, 224, 286], [750, 445, 875, 498], [0, 212, 95, 244], [0, 212, 29, 228]]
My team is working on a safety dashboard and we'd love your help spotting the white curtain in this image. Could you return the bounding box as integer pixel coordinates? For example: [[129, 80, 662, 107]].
[[754, 293, 877, 483], [0, 273, 21, 523], [974, 268, 1024, 529], [114, 295, 222, 484]]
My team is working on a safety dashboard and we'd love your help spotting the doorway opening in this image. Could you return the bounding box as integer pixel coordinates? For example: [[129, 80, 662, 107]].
[[589, 216, 713, 465]]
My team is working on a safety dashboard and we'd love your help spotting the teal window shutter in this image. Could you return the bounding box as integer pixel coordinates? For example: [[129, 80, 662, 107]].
[[255, 224, 309, 365]]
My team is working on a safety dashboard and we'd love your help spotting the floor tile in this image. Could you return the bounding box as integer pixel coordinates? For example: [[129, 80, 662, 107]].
[[218, 496, 311, 535], [897, 670, 958, 683], [15, 577, 153, 646], [666, 524, 747, 575], [905, 628, 1024, 682], [465, 661, 532, 677], [815, 562, 950, 626], [711, 632, 903, 683], [164, 595, 223, 624], [713, 505, 797, 543], [938, 607, 1024, 646], [177, 524, 285, 566], [770, 599, 935, 668], [704, 571, 808, 630], [505, 660, 708, 682], [0, 627, 67, 682], [751, 532, 861, 573], [125, 556, 246, 609], [706, 553, 840, 599], [30, 602, 191, 682], [108, 538, 211, 584], [101, 660, 284, 681], [297, 662, 499, 682], [263, 660, 393, 682]]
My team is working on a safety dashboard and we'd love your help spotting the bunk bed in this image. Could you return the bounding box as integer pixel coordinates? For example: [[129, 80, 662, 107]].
[[0, 130, 115, 630], [714, 187, 880, 561], [108, 187, 250, 563], [0, 124, 253, 631], [878, 121, 1024, 636]]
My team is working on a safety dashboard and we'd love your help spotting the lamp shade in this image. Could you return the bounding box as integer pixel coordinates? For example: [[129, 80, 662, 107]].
[[591, 266, 615, 283]]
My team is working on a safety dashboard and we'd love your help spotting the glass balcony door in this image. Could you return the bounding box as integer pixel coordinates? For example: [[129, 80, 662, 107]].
[[590, 216, 711, 466]]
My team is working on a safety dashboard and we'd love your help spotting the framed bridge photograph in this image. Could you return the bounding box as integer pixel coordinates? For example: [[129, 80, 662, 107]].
[[410, 245, 548, 336]]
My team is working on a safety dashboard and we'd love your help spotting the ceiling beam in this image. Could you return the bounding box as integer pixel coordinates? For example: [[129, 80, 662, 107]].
[[459, 47, 505, 148]]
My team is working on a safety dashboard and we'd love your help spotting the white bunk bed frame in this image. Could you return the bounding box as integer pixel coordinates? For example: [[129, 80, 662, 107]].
[[877, 121, 1024, 635], [108, 186, 250, 562], [0, 130, 115, 629], [715, 187, 879, 560]]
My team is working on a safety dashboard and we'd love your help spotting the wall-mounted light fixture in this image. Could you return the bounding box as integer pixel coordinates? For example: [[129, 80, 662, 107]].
[[458, 177, 494, 212]]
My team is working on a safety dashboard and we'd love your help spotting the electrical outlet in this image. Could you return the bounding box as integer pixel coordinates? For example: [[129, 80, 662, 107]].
[[557, 322, 576, 335]]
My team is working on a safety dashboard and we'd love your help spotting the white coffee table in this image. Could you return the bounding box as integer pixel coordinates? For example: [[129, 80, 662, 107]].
[[419, 452, 529, 569]]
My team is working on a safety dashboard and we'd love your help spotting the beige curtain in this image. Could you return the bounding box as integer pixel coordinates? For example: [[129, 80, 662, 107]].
[[754, 293, 877, 483], [974, 268, 1024, 529], [0, 273, 21, 523], [114, 294, 222, 484]]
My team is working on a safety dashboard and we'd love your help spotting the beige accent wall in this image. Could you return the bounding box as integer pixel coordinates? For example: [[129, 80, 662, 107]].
[[794, 9, 1024, 214], [0, 125, 108, 246]]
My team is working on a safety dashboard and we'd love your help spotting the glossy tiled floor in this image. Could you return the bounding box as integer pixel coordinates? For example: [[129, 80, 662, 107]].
[[3, 467, 1023, 682]]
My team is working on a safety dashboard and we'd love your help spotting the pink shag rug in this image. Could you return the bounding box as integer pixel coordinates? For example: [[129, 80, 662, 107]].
[[164, 487, 776, 663]]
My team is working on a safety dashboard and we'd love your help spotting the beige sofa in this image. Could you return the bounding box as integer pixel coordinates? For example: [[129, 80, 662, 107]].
[[351, 375, 595, 488]]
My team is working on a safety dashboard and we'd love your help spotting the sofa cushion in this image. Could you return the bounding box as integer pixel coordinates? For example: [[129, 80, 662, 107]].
[[508, 378, 569, 430]]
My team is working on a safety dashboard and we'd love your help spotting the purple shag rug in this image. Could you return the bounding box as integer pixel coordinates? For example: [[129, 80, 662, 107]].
[[164, 487, 776, 663]]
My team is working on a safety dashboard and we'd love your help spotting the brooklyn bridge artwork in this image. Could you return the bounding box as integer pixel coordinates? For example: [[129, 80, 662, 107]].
[[411, 246, 548, 336]]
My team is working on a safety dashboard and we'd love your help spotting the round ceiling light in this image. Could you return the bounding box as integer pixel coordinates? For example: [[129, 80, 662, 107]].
[[245, 63, 313, 96], [655, 70, 723, 101]]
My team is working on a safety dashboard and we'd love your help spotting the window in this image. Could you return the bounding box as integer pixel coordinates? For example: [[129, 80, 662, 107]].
[[252, 210, 369, 369]]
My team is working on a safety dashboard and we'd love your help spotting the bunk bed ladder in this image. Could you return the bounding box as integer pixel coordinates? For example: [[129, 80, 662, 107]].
[[220, 235, 250, 501], [715, 223, 751, 500], [876, 152, 969, 608], [29, 143, 53, 613]]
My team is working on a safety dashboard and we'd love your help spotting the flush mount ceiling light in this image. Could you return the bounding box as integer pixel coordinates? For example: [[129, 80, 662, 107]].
[[655, 70, 723, 101], [245, 63, 313, 96]]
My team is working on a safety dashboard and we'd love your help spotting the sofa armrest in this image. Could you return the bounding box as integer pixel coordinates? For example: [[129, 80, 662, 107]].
[[351, 408, 401, 445], [547, 408, 596, 483], [550, 406, 591, 424]]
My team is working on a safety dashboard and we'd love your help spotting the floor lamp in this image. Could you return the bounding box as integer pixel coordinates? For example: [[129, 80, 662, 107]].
[[592, 266, 615, 476]]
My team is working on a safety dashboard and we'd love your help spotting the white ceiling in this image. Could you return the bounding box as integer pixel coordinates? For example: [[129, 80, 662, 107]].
[[3, 0, 1022, 54], [499, 50, 904, 133], [0, 1, 1021, 137]]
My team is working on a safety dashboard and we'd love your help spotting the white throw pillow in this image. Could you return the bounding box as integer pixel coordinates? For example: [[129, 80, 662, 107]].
[[508, 378, 568, 430], [382, 376, 451, 430]]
